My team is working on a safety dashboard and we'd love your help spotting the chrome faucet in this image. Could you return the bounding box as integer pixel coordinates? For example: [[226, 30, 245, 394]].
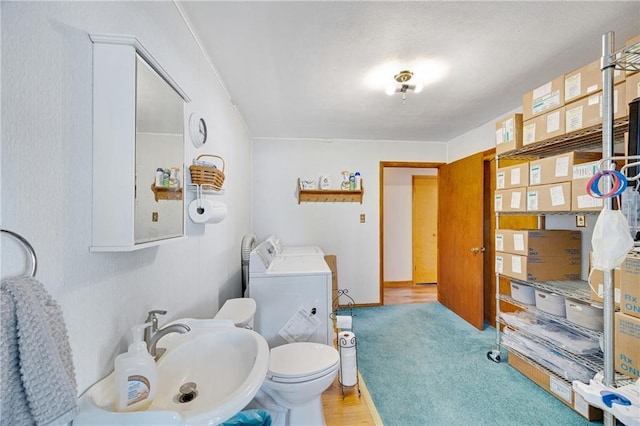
[[144, 310, 190, 360]]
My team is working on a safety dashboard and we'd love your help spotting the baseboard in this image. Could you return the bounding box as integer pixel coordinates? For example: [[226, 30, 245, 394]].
[[383, 280, 412, 288]]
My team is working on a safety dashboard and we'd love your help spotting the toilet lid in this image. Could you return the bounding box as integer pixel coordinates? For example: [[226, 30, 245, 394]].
[[215, 298, 256, 326], [267, 342, 340, 383]]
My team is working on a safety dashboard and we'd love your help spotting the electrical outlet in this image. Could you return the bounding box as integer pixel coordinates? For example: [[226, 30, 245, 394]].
[[575, 214, 586, 227], [152, 212, 159, 222], [360, 214, 365, 223]]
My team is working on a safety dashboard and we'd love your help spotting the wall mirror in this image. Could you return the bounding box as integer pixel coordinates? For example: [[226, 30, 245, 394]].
[[134, 55, 185, 244], [90, 35, 191, 251]]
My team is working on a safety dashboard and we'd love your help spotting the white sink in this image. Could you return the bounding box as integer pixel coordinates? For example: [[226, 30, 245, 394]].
[[74, 319, 269, 426]]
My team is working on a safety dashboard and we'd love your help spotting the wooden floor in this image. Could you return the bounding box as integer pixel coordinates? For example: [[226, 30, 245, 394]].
[[321, 284, 437, 425]]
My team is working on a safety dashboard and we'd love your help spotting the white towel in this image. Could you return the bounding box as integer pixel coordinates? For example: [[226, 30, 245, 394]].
[[1, 277, 78, 425]]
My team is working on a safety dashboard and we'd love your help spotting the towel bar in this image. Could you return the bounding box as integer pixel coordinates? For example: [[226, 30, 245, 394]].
[[1, 229, 37, 277]]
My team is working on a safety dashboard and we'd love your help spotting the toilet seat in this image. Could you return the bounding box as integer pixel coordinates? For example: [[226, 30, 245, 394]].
[[267, 342, 340, 384]]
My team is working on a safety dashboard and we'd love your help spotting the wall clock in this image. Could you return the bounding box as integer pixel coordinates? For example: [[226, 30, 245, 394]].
[[189, 113, 208, 148]]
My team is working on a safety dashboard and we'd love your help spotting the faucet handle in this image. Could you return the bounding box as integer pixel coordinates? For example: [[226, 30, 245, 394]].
[[145, 310, 167, 326]]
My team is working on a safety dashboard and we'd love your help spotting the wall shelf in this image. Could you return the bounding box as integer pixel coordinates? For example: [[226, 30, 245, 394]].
[[150, 183, 183, 202], [297, 179, 364, 204]]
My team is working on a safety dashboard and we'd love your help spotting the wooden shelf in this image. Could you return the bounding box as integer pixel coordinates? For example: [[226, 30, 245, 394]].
[[298, 179, 364, 204], [150, 183, 183, 202]]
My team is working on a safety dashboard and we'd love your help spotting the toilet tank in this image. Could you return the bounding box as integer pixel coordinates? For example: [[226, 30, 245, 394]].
[[214, 298, 256, 329]]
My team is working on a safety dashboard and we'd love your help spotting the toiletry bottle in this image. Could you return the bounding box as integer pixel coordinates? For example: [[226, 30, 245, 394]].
[[341, 171, 350, 190], [114, 323, 157, 412], [162, 169, 170, 187], [155, 168, 164, 187], [169, 167, 180, 188], [355, 171, 361, 190], [349, 173, 356, 190]]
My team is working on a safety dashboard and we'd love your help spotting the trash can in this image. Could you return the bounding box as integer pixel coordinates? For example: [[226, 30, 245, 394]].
[[221, 410, 271, 426]]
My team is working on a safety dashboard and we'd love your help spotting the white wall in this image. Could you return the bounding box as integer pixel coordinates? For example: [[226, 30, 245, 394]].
[[252, 139, 447, 304], [1, 2, 252, 393], [383, 167, 438, 282]]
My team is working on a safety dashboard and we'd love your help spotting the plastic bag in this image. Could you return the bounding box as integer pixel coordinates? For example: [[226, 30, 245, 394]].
[[591, 208, 634, 271], [221, 410, 271, 426]]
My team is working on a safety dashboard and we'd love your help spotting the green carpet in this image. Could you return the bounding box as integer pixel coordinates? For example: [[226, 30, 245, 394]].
[[349, 302, 594, 426]]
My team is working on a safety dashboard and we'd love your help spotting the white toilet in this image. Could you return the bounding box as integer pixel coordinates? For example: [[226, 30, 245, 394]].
[[214, 298, 340, 426]]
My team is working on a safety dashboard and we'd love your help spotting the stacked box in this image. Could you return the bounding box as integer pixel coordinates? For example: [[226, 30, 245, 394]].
[[627, 73, 640, 104], [494, 188, 527, 213], [626, 34, 640, 77], [589, 252, 622, 307], [496, 114, 524, 155], [496, 252, 581, 282], [523, 76, 565, 121], [529, 151, 602, 186], [565, 83, 627, 134], [496, 163, 529, 190], [620, 253, 640, 319], [615, 312, 640, 380], [523, 107, 565, 146], [564, 59, 626, 104], [527, 182, 572, 212], [571, 161, 604, 212]]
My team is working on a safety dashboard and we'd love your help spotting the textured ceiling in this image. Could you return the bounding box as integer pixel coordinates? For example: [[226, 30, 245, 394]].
[[178, 1, 640, 143]]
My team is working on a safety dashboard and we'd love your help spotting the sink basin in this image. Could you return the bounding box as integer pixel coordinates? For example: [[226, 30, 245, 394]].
[[74, 319, 269, 426]]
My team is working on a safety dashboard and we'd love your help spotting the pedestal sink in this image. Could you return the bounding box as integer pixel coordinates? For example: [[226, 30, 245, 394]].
[[74, 319, 269, 426]]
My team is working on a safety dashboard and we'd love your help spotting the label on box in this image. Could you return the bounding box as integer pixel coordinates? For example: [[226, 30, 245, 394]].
[[497, 172, 505, 189], [530, 165, 541, 185], [596, 284, 621, 303], [510, 168, 521, 186], [549, 377, 572, 403], [587, 84, 599, 94], [513, 234, 525, 252], [565, 73, 580, 100], [511, 256, 522, 274], [533, 81, 552, 99], [496, 256, 504, 273], [566, 106, 583, 132], [588, 94, 600, 106], [504, 118, 515, 142], [496, 128, 504, 144], [547, 110, 561, 133], [523, 123, 536, 144], [550, 185, 566, 206], [533, 90, 561, 115], [574, 393, 589, 416], [510, 191, 522, 209], [573, 163, 597, 179], [527, 191, 539, 211], [578, 194, 603, 209], [495, 235, 504, 251], [495, 194, 503, 211], [555, 156, 570, 177]]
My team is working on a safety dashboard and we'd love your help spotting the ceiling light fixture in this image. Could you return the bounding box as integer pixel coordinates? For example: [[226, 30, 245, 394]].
[[385, 70, 423, 104]]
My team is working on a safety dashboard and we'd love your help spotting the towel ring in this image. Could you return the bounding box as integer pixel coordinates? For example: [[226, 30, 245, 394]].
[[1, 229, 37, 277]]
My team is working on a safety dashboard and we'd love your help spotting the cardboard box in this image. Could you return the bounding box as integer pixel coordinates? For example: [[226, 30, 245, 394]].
[[565, 83, 627, 134], [508, 350, 602, 420], [526, 182, 572, 212], [496, 163, 529, 190], [589, 252, 622, 307], [529, 151, 602, 186], [571, 161, 604, 211], [523, 107, 565, 145], [620, 253, 640, 319], [626, 34, 640, 77], [627, 72, 640, 105], [564, 59, 626, 104], [615, 312, 640, 380], [496, 114, 523, 155], [324, 254, 338, 301], [523, 76, 565, 121], [495, 229, 581, 257], [494, 188, 527, 213], [496, 252, 581, 281]]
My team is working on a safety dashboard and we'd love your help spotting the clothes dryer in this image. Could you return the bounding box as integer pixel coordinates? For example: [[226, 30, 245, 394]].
[[249, 241, 332, 348], [266, 234, 324, 256]]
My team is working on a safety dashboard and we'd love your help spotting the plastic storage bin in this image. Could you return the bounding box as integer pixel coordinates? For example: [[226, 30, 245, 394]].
[[510, 281, 536, 304], [565, 299, 604, 331], [535, 289, 566, 317]]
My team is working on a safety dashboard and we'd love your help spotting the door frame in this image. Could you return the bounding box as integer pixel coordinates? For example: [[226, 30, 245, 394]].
[[379, 161, 445, 305]]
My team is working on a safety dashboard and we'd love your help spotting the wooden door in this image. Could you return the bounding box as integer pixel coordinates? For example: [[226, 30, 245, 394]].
[[438, 152, 485, 329], [413, 176, 438, 284]]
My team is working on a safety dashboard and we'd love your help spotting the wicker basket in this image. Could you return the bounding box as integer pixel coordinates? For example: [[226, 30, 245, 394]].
[[189, 154, 225, 190]]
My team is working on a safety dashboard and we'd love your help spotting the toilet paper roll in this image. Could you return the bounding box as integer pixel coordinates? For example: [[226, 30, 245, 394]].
[[188, 199, 228, 224], [338, 331, 357, 387], [336, 315, 352, 330]]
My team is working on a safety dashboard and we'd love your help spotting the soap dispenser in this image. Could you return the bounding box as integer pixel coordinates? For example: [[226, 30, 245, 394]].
[[114, 323, 157, 412]]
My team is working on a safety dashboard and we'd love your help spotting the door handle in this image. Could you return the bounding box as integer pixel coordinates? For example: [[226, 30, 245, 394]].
[[470, 247, 486, 254]]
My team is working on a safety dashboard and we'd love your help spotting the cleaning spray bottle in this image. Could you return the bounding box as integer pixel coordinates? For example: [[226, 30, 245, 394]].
[[114, 323, 157, 412]]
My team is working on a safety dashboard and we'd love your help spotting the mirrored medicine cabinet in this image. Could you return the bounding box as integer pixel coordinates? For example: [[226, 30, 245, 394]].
[[90, 34, 191, 252]]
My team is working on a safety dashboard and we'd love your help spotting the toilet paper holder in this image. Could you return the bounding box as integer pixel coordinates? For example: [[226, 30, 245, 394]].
[[330, 289, 360, 398]]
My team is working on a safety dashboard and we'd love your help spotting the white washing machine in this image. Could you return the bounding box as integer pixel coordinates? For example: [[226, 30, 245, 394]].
[[265, 234, 325, 256], [249, 241, 332, 348]]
